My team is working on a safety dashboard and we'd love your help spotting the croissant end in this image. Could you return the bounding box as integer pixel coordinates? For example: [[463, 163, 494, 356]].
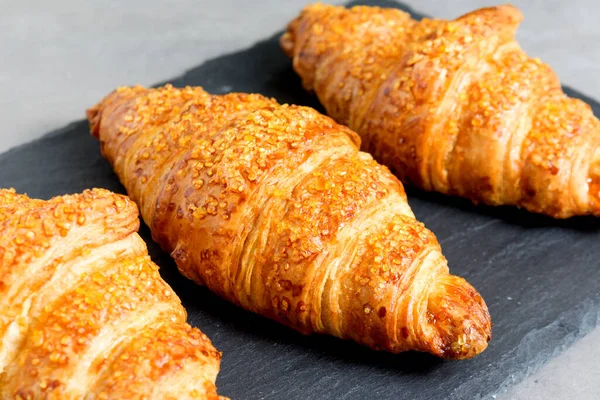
[[425, 275, 492, 359], [587, 148, 600, 214], [86, 103, 102, 139], [280, 30, 295, 59]]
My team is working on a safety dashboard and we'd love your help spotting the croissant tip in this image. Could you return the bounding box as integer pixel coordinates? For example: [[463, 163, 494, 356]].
[[86, 103, 102, 139], [280, 32, 295, 58], [457, 3, 523, 27], [426, 275, 492, 360]]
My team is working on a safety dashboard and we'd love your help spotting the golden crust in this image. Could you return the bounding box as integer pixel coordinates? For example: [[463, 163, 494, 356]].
[[89, 84, 491, 359], [282, 4, 600, 218], [0, 188, 223, 399]]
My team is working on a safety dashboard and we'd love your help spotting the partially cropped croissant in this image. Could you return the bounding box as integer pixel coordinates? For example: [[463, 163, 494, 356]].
[[0, 188, 223, 399], [87, 84, 491, 359], [281, 4, 600, 218]]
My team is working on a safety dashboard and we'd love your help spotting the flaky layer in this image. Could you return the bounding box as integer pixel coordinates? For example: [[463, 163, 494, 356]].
[[282, 4, 600, 218], [88, 84, 491, 359], [0, 188, 223, 399]]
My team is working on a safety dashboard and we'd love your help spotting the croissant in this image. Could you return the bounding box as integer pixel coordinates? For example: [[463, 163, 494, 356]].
[[0, 188, 224, 399], [281, 4, 600, 218], [87, 84, 491, 359]]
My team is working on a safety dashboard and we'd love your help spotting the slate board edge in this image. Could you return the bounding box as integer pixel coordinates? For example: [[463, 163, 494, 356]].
[[480, 299, 599, 398]]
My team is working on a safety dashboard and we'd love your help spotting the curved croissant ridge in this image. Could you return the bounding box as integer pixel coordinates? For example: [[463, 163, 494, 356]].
[[88, 84, 491, 359], [0, 188, 223, 399], [281, 3, 600, 218]]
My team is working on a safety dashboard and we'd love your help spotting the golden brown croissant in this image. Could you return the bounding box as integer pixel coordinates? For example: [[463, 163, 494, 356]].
[[87, 84, 491, 359], [281, 3, 600, 218], [0, 188, 224, 399]]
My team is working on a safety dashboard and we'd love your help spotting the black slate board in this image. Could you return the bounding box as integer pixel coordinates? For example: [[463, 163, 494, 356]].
[[2, 1, 599, 399]]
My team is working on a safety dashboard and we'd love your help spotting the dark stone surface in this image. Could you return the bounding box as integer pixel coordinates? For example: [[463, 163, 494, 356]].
[[1, 1, 599, 398]]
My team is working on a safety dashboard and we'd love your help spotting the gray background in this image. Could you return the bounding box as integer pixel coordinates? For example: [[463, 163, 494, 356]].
[[1, 0, 599, 398]]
